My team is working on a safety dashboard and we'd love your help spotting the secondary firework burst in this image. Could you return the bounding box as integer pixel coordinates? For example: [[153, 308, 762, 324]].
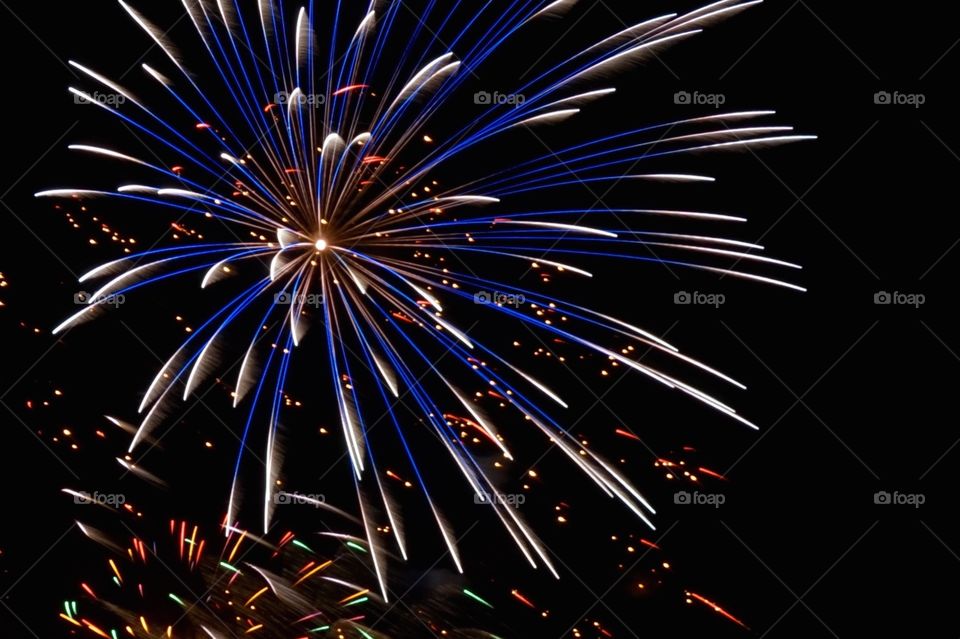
[[39, 0, 813, 593], [65, 514, 502, 638]]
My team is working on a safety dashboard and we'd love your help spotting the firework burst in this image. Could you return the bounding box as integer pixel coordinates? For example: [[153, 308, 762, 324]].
[[39, 0, 813, 594]]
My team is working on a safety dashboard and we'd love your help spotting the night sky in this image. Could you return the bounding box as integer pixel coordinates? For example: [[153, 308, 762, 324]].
[[0, 1, 957, 637]]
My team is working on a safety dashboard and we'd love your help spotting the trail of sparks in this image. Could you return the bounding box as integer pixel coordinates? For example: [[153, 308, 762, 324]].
[[66, 515, 501, 638]]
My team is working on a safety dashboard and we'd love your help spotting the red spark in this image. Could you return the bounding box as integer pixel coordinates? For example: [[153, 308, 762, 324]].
[[332, 84, 369, 96], [511, 589, 536, 608], [697, 466, 728, 481], [687, 591, 748, 629]]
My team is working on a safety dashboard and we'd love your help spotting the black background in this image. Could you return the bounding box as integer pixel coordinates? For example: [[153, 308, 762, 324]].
[[0, 0, 957, 637]]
